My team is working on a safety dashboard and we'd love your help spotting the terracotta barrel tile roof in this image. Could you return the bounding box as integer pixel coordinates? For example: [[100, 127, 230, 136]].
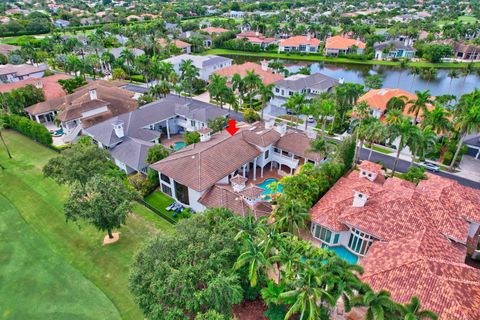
[[325, 36, 366, 49], [279, 35, 321, 47], [214, 62, 284, 85]]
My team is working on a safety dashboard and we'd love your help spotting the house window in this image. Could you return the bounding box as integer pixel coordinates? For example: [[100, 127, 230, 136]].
[[161, 184, 172, 197], [275, 88, 279, 93], [274, 147, 280, 153], [160, 173, 170, 183], [264, 150, 269, 159], [333, 233, 340, 244], [174, 180, 190, 205], [191, 120, 195, 127], [314, 224, 332, 243], [347, 228, 374, 255]]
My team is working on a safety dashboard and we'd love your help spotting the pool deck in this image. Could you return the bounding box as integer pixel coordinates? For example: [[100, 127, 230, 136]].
[[161, 134, 184, 149], [246, 167, 284, 185]]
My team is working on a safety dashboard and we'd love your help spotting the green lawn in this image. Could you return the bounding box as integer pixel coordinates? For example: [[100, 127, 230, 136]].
[[365, 144, 394, 155], [144, 191, 191, 221], [203, 49, 480, 69], [0, 130, 173, 320]]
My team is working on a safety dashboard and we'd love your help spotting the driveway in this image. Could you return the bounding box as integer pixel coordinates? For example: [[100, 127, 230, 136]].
[[456, 155, 480, 182]]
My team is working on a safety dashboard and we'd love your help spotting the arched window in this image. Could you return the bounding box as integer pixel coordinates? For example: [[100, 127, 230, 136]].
[[347, 228, 374, 256]]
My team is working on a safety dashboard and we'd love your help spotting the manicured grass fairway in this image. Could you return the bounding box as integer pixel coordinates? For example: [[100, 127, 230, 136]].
[[0, 130, 173, 319]]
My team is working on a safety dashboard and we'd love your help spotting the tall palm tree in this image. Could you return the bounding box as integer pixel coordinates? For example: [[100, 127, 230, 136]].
[[234, 238, 270, 287], [231, 74, 246, 106], [387, 115, 419, 176], [352, 101, 371, 163], [421, 107, 451, 135], [351, 289, 401, 320], [0, 117, 12, 159], [447, 69, 460, 95], [420, 68, 437, 89], [273, 198, 310, 236], [313, 96, 335, 136], [157, 61, 174, 82], [399, 296, 438, 320], [258, 83, 274, 119], [364, 119, 387, 161], [448, 94, 480, 171], [386, 95, 408, 113], [408, 90, 434, 124], [208, 74, 228, 108], [395, 59, 409, 88], [243, 70, 262, 109], [412, 125, 437, 164], [119, 48, 135, 82], [179, 59, 199, 97], [134, 54, 152, 87], [280, 262, 333, 320]]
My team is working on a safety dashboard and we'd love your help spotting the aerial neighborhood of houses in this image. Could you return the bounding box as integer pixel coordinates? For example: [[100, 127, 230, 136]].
[[1, 0, 480, 320]]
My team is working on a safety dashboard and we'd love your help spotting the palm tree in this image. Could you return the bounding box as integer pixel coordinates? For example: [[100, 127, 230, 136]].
[[408, 67, 421, 92], [0, 117, 12, 159], [448, 93, 480, 171], [447, 69, 460, 95], [309, 136, 332, 159], [120, 48, 135, 82], [421, 107, 451, 135], [351, 289, 401, 320], [157, 61, 174, 82], [399, 296, 438, 320], [150, 81, 171, 98], [179, 59, 199, 97], [410, 125, 437, 165], [395, 59, 409, 88], [258, 83, 274, 119], [352, 101, 371, 163], [386, 95, 408, 113], [313, 96, 335, 136], [387, 115, 419, 176], [208, 74, 228, 108], [243, 70, 262, 109], [134, 54, 152, 87], [283, 92, 308, 128], [280, 262, 333, 320], [273, 198, 310, 236], [364, 119, 387, 161], [408, 90, 434, 124], [231, 74, 246, 106], [234, 238, 270, 287]]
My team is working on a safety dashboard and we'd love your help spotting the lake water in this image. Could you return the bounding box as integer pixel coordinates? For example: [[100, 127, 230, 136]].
[[228, 55, 480, 97]]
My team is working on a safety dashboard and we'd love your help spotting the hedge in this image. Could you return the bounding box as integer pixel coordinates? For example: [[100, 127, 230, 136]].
[[1, 114, 52, 146]]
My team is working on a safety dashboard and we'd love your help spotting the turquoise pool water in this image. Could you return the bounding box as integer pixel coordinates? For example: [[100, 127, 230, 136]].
[[256, 178, 284, 200], [322, 244, 358, 264], [173, 141, 186, 151]]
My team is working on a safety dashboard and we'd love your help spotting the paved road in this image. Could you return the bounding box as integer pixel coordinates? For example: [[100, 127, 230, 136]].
[[359, 148, 480, 189]]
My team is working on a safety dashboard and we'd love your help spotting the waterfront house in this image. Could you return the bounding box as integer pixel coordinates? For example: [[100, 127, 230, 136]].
[[278, 35, 321, 53], [325, 36, 366, 56], [162, 54, 233, 81]]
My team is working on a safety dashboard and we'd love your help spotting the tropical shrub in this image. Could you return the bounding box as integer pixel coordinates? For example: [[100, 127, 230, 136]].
[[1, 114, 52, 146], [243, 109, 261, 123], [403, 166, 427, 184], [184, 131, 200, 145]]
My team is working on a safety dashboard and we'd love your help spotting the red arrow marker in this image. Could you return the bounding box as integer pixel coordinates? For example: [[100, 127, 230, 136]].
[[225, 119, 239, 136]]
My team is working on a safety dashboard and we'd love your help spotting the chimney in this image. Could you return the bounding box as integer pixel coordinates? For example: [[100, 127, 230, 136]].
[[352, 190, 368, 207], [198, 128, 212, 142], [231, 174, 247, 192], [261, 59, 269, 71], [307, 33, 311, 41], [274, 122, 287, 136], [112, 120, 125, 138], [34, 79, 43, 89], [265, 118, 275, 129], [89, 88, 97, 101], [255, 31, 259, 36]]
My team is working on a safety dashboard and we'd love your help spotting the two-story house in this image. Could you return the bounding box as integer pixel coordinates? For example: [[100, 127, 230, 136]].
[[0, 64, 47, 83], [309, 160, 480, 319], [84, 94, 235, 174], [162, 54, 233, 81], [373, 40, 416, 60], [324, 36, 366, 56], [269, 73, 339, 109], [278, 35, 321, 53], [151, 120, 324, 212]]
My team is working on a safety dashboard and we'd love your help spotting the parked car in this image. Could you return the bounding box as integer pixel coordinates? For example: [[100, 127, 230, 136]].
[[417, 161, 440, 172], [307, 115, 315, 123]]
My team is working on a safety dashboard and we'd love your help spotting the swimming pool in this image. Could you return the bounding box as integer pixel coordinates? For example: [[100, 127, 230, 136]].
[[256, 178, 284, 200], [322, 244, 358, 264], [173, 141, 186, 151]]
